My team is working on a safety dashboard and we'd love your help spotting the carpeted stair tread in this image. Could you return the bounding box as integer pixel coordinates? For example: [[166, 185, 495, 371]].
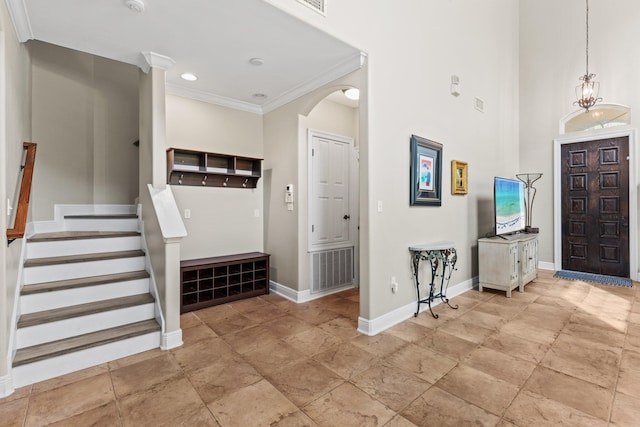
[[28, 231, 140, 242], [24, 249, 145, 267], [17, 294, 155, 328], [21, 271, 150, 295], [64, 214, 138, 219], [13, 319, 160, 367]]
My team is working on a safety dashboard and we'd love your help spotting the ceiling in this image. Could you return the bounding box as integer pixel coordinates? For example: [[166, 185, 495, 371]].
[[6, 0, 362, 113]]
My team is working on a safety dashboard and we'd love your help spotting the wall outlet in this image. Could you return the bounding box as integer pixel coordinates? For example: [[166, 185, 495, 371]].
[[391, 276, 398, 294], [184, 209, 191, 219]]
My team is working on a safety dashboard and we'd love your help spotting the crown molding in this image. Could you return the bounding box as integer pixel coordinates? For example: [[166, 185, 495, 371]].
[[261, 51, 366, 114], [165, 83, 263, 115], [5, 0, 34, 42], [139, 51, 176, 73]]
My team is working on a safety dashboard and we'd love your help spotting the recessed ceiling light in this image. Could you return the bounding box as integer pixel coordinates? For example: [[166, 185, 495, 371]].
[[124, 0, 145, 13], [252, 93, 268, 99], [249, 58, 265, 66], [180, 73, 198, 81], [343, 88, 360, 101]]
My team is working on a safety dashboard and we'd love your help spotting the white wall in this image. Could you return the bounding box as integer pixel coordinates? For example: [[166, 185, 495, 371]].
[[165, 95, 264, 260], [30, 41, 139, 220], [265, 0, 520, 320], [519, 0, 640, 267], [1, 0, 32, 383]]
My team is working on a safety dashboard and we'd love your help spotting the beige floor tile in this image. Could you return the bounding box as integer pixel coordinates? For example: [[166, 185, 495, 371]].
[[47, 401, 120, 427], [0, 397, 28, 427], [25, 373, 115, 427], [187, 353, 262, 404], [207, 379, 297, 427], [220, 324, 280, 354], [119, 377, 205, 427], [473, 300, 526, 320], [415, 330, 478, 361], [263, 315, 314, 339], [435, 364, 519, 416], [385, 320, 432, 342], [503, 390, 608, 427], [31, 364, 109, 395], [204, 312, 259, 336], [387, 343, 457, 383], [284, 327, 343, 356], [624, 333, 640, 353], [524, 366, 612, 420], [242, 339, 306, 376], [0, 385, 31, 404], [620, 349, 640, 370], [269, 410, 319, 427], [322, 298, 360, 319], [303, 382, 395, 427], [350, 362, 431, 412], [181, 323, 219, 346], [266, 359, 345, 407], [568, 311, 628, 334], [228, 296, 273, 313], [108, 347, 165, 370], [616, 368, 640, 399], [407, 311, 443, 329], [456, 309, 507, 331], [241, 303, 288, 323], [495, 420, 519, 427], [563, 316, 626, 348], [400, 386, 500, 427], [500, 319, 560, 345], [110, 353, 183, 398], [312, 342, 379, 379], [180, 311, 204, 329], [437, 317, 496, 344], [610, 392, 640, 427], [384, 415, 418, 427], [171, 337, 237, 373], [258, 292, 289, 305], [533, 294, 579, 310], [483, 331, 550, 364], [289, 306, 343, 325], [350, 332, 408, 358], [317, 316, 360, 341], [461, 346, 536, 387], [512, 309, 570, 332], [628, 322, 640, 337], [193, 303, 240, 324], [168, 406, 221, 426]]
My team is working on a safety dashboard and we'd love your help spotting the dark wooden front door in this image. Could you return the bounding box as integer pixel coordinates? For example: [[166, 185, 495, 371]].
[[561, 136, 630, 277]]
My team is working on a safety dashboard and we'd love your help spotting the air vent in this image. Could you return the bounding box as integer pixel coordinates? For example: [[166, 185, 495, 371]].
[[311, 247, 353, 293], [297, 0, 325, 15]]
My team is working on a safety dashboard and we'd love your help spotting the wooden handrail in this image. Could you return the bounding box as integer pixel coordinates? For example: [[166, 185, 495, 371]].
[[7, 142, 37, 242]]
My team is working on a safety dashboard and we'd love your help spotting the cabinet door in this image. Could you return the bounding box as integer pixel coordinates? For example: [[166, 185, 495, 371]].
[[519, 238, 538, 284], [508, 243, 519, 285]]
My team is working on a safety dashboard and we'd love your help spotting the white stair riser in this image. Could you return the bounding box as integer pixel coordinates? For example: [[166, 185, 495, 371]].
[[27, 236, 141, 259], [17, 303, 155, 348], [12, 332, 160, 388], [23, 257, 145, 285], [55, 204, 137, 218], [63, 219, 139, 232], [20, 278, 150, 314]]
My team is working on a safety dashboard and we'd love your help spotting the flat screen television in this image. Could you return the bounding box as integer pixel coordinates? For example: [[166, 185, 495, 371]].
[[494, 176, 526, 236]]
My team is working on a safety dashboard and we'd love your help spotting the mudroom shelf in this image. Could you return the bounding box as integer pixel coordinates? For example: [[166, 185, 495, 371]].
[[167, 148, 262, 188], [180, 252, 270, 313]]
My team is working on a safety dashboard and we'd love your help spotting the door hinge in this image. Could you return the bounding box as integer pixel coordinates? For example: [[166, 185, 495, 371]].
[[312, 148, 315, 156], [312, 225, 314, 232]]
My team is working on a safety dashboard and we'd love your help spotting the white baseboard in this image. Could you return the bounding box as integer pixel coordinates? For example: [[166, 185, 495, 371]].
[[538, 261, 555, 271], [269, 280, 354, 303], [0, 373, 14, 398], [161, 329, 183, 350], [357, 277, 477, 336]]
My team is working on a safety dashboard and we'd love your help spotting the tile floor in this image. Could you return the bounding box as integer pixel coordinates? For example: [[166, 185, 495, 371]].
[[2, 269, 640, 426]]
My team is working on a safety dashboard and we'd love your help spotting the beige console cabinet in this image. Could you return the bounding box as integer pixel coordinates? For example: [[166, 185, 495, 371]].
[[478, 234, 538, 297]]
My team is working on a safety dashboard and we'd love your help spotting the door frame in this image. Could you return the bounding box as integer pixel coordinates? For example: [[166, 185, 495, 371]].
[[553, 128, 638, 280], [307, 128, 359, 284]]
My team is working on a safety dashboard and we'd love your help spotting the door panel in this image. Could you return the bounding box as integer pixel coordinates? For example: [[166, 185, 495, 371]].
[[561, 136, 629, 277]]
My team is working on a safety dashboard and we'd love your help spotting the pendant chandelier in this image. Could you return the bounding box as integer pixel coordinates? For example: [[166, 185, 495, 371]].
[[574, 0, 602, 112]]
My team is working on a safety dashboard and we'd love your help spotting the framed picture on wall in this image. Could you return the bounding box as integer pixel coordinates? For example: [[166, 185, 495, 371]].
[[451, 160, 468, 195], [410, 135, 442, 206]]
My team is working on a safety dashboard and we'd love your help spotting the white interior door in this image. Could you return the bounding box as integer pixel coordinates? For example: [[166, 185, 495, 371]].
[[309, 131, 353, 250]]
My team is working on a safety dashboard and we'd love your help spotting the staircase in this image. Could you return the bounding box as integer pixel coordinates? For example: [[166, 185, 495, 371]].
[[12, 207, 161, 388]]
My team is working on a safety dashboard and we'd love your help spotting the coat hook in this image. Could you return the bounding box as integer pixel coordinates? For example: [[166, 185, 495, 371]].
[[243, 178, 248, 188], [202, 175, 208, 186], [178, 174, 183, 185], [223, 177, 229, 187]]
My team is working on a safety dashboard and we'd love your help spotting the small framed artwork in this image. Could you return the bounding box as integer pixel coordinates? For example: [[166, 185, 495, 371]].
[[410, 135, 442, 206], [451, 160, 468, 195]]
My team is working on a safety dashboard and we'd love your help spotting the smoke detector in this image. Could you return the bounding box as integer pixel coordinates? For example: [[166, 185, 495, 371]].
[[124, 0, 145, 13]]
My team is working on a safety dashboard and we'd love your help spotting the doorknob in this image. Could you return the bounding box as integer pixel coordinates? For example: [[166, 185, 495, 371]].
[[343, 214, 351, 220]]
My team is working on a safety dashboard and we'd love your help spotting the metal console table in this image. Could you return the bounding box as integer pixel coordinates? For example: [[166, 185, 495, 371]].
[[409, 241, 458, 318]]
